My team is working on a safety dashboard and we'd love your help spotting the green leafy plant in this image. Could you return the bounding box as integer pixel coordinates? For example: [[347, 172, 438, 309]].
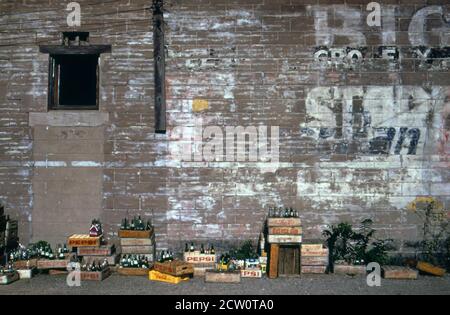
[[323, 219, 394, 272], [412, 200, 449, 268], [229, 240, 258, 260]]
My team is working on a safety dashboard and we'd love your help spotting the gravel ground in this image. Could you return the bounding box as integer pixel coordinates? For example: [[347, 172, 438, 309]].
[[1, 273, 449, 295]]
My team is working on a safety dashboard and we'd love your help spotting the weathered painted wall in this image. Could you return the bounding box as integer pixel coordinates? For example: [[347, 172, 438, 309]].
[[0, 0, 449, 253]]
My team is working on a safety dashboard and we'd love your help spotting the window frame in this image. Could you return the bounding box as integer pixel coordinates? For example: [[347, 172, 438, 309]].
[[47, 54, 100, 111]]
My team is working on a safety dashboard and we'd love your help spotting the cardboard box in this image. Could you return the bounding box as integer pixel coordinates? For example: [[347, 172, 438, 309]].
[[18, 267, 37, 279]]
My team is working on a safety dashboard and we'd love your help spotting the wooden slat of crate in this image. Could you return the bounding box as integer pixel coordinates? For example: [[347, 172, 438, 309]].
[[68, 235, 101, 248], [121, 245, 155, 255], [0, 272, 19, 285], [269, 244, 279, 279], [334, 264, 366, 275], [382, 266, 418, 280], [80, 268, 111, 281], [302, 266, 327, 274], [119, 229, 153, 239], [149, 270, 189, 284], [184, 252, 216, 264], [301, 256, 329, 266], [241, 269, 262, 278], [268, 235, 302, 244], [37, 259, 71, 270], [77, 246, 114, 256], [205, 271, 241, 283], [120, 238, 153, 247], [267, 218, 301, 227], [154, 260, 194, 277], [417, 262, 446, 277], [13, 258, 38, 270], [269, 227, 302, 235], [117, 267, 150, 277]]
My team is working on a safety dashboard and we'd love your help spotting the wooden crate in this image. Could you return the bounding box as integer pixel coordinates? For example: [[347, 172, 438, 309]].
[[120, 238, 154, 247], [77, 246, 115, 257], [269, 227, 302, 235], [268, 235, 302, 244], [334, 264, 366, 275], [417, 262, 446, 277], [121, 245, 155, 255], [301, 245, 329, 257], [18, 267, 37, 280], [267, 218, 301, 227], [37, 259, 71, 270], [302, 266, 327, 274], [301, 256, 329, 266], [80, 268, 111, 281], [269, 244, 301, 279], [184, 252, 216, 265], [0, 272, 19, 285], [194, 266, 215, 277], [154, 260, 194, 277], [117, 267, 150, 277], [68, 235, 101, 248], [13, 258, 38, 270], [241, 269, 262, 278], [382, 266, 418, 280], [83, 254, 120, 266], [205, 271, 241, 283], [149, 270, 189, 284], [119, 229, 153, 239]]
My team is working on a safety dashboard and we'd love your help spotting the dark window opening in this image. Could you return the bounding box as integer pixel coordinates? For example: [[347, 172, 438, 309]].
[[49, 54, 99, 110]]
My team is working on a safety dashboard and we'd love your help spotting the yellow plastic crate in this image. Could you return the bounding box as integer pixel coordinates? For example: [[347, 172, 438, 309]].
[[149, 270, 190, 284]]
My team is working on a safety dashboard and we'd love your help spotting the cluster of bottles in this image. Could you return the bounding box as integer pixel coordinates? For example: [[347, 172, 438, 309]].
[[219, 254, 232, 265], [184, 243, 216, 255], [81, 259, 109, 272], [120, 255, 151, 269], [8, 243, 69, 261], [268, 207, 299, 218], [0, 264, 14, 275], [120, 216, 152, 231], [158, 251, 174, 263]]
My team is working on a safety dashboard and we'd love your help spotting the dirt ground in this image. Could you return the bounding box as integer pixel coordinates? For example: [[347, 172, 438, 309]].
[[0, 273, 449, 295]]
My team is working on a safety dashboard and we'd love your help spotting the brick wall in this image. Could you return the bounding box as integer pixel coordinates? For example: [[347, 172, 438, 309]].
[[0, 0, 449, 253]]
